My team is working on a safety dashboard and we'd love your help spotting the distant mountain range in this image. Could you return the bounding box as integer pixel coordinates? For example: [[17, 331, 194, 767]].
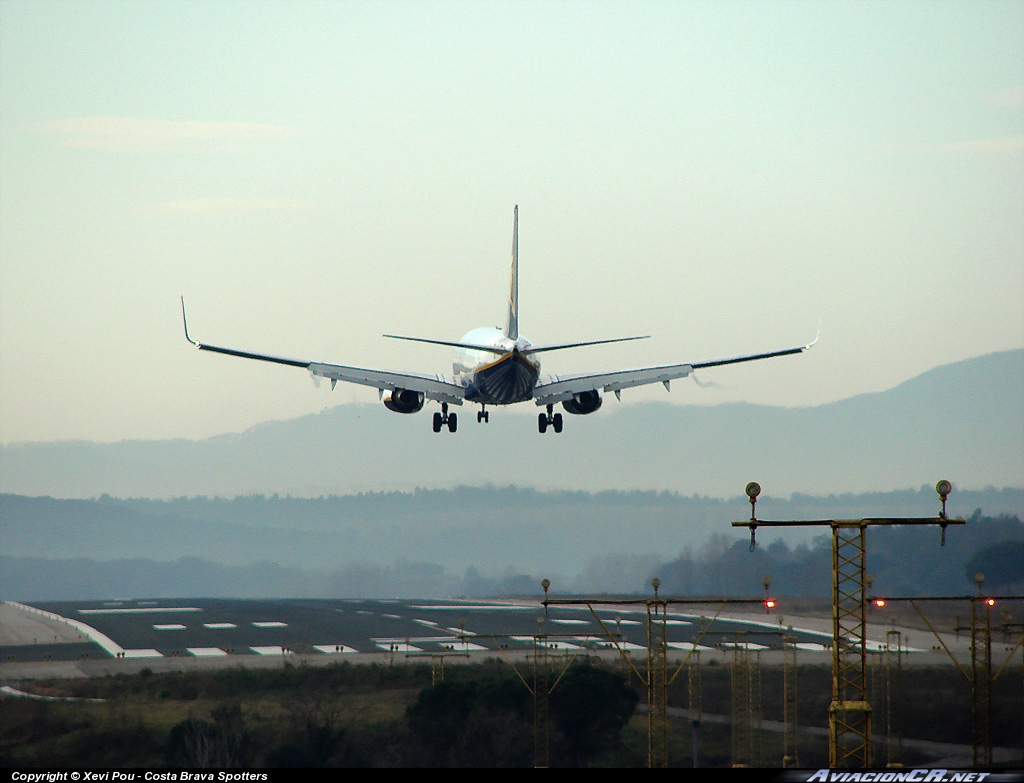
[[2, 349, 1021, 499]]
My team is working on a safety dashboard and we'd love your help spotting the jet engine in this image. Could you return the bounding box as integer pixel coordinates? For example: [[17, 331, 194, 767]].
[[561, 389, 602, 415], [383, 388, 425, 414]]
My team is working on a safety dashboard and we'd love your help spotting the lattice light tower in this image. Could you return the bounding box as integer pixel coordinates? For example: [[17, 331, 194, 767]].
[[544, 585, 777, 768], [647, 578, 670, 767], [868, 589, 1023, 769], [782, 629, 800, 768], [734, 480, 964, 768], [730, 631, 756, 767]]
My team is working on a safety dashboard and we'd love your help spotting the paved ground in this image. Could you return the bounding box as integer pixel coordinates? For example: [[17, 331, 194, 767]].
[[0, 602, 90, 645], [2, 599, 1017, 769], [0, 597, 983, 681]]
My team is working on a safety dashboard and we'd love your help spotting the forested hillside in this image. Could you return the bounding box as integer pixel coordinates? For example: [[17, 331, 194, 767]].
[[2, 487, 1020, 599]]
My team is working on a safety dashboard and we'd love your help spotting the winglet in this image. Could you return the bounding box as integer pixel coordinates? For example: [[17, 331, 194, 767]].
[[181, 296, 200, 347], [805, 320, 821, 351], [503, 205, 519, 340]]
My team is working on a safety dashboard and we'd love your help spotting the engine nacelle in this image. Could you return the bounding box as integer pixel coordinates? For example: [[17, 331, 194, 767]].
[[383, 388, 425, 414], [562, 389, 602, 415]]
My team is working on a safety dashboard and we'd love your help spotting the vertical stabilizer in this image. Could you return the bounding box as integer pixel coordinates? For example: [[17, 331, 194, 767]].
[[504, 205, 519, 340]]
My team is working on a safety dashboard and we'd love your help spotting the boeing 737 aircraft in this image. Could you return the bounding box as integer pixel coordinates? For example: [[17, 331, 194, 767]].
[[182, 206, 815, 434]]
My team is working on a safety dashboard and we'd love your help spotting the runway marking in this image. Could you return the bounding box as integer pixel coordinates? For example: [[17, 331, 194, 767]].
[[79, 607, 202, 614], [153, 624, 186, 630], [588, 640, 646, 651], [313, 644, 358, 654], [440, 641, 488, 651], [252, 621, 287, 628], [187, 648, 227, 657], [549, 619, 588, 625], [410, 605, 534, 611], [574, 635, 644, 649], [376, 642, 422, 652], [203, 623, 237, 629], [510, 637, 580, 650], [374, 636, 463, 644], [668, 642, 717, 652], [2, 685, 105, 702], [123, 649, 163, 658], [251, 646, 292, 656]]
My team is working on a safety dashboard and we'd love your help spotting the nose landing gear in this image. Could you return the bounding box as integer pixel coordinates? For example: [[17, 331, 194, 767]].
[[477, 405, 489, 423], [538, 404, 563, 434], [432, 403, 458, 433]]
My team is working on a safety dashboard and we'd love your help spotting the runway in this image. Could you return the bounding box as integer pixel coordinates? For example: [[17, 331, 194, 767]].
[[0, 597, 972, 680]]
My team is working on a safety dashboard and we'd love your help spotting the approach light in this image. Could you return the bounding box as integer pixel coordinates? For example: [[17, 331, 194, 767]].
[[874, 599, 886, 608], [986, 598, 996, 607], [936, 480, 953, 519], [764, 599, 776, 613], [746, 482, 761, 499]]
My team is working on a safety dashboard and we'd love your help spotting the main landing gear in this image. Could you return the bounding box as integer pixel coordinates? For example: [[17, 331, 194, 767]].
[[432, 403, 457, 433], [538, 404, 563, 434], [477, 405, 489, 423]]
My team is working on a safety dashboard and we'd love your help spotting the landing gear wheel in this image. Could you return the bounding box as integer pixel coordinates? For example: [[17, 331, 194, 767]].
[[477, 409, 489, 423], [539, 404, 562, 434], [433, 403, 456, 433]]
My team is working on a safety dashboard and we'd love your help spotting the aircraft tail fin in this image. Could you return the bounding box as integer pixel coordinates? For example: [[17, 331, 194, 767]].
[[503, 205, 519, 340]]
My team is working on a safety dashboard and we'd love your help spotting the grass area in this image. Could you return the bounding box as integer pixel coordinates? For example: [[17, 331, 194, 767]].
[[1, 659, 1021, 767]]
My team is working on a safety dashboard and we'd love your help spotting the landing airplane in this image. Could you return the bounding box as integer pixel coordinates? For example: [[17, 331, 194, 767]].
[[182, 206, 816, 434]]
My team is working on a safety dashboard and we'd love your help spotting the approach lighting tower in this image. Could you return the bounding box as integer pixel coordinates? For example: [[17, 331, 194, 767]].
[[734, 480, 964, 768]]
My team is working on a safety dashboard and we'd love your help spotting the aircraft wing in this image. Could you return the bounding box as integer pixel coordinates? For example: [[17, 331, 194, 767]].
[[533, 341, 814, 406], [182, 301, 466, 404], [191, 342, 466, 404], [310, 362, 465, 404]]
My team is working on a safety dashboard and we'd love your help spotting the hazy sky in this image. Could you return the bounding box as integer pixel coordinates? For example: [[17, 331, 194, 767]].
[[2, 0, 1022, 444]]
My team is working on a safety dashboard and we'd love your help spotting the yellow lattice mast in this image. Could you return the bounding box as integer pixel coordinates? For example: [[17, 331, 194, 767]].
[[734, 480, 964, 768]]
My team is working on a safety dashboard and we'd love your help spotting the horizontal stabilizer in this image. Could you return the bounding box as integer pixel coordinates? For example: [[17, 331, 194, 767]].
[[523, 335, 650, 355], [383, 334, 508, 356]]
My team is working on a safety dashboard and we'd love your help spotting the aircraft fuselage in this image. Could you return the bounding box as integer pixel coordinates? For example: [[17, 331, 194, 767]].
[[454, 327, 540, 405]]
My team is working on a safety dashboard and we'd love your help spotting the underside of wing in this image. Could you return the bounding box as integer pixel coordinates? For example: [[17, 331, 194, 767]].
[[534, 363, 695, 405], [308, 362, 466, 404], [191, 342, 466, 404], [533, 338, 816, 406]]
